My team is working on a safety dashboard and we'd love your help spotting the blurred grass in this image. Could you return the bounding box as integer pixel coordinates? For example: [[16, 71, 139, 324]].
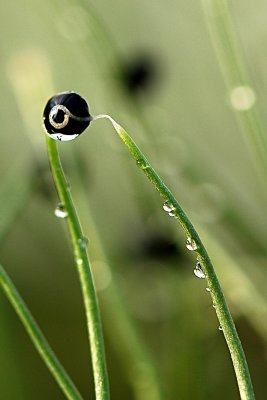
[[0, 0, 267, 399]]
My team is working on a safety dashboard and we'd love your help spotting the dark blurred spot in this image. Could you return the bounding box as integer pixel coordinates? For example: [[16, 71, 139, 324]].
[[119, 53, 158, 96], [130, 230, 183, 262]]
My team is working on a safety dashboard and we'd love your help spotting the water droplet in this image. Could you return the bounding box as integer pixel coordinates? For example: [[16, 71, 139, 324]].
[[212, 303, 216, 308], [78, 237, 88, 249], [136, 159, 149, 170], [162, 202, 173, 212], [186, 237, 197, 251], [193, 262, 206, 279], [54, 203, 68, 218], [230, 86, 256, 111], [206, 287, 211, 292], [219, 325, 223, 331], [163, 201, 176, 217]]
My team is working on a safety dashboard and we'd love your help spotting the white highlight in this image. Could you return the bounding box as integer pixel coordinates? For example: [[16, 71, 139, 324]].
[[230, 86, 256, 111], [46, 132, 80, 142]]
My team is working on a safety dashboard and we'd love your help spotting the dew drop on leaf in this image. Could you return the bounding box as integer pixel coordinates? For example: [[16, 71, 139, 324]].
[[193, 262, 206, 279], [163, 201, 176, 217], [186, 237, 197, 251], [54, 203, 68, 218]]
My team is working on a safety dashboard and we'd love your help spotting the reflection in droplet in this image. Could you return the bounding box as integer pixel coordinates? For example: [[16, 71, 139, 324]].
[[219, 325, 223, 331], [54, 203, 68, 218], [162, 202, 173, 212], [48, 132, 80, 142], [163, 201, 176, 217], [230, 85, 256, 111], [186, 237, 197, 251], [193, 262, 206, 279]]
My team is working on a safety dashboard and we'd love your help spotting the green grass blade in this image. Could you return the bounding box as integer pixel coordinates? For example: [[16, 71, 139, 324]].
[[201, 0, 267, 182], [46, 137, 110, 400], [0, 264, 83, 400], [93, 115, 255, 400]]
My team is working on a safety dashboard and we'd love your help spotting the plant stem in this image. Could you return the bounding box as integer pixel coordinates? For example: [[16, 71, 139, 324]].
[[93, 115, 255, 400], [201, 0, 267, 182], [0, 264, 83, 400], [71, 151, 164, 400], [46, 136, 109, 400]]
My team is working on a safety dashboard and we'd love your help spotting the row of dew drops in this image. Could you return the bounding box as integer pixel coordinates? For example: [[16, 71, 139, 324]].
[[163, 201, 223, 331], [163, 201, 206, 278]]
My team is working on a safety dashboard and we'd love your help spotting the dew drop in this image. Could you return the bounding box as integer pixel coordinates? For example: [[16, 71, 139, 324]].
[[76, 258, 83, 266], [219, 325, 223, 331], [162, 202, 173, 212], [54, 203, 68, 218], [186, 237, 197, 251], [206, 287, 211, 292], [163, 201, 176, 217], [78, 236, 88, 249], [137, 159, 149, 170], [193, 262, 206, 279], [212, 303, 216, 308]]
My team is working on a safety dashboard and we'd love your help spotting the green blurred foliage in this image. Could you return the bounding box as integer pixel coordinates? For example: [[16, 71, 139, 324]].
[[0, 0, 267, 399]]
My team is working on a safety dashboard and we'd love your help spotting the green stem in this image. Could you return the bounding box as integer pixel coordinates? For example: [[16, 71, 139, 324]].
[[46, 136, 109, 400], [93, 115, 255, 400], [71, 151, 164, 400], [0, 264, 83, 400], [201, 0, 267, 182]]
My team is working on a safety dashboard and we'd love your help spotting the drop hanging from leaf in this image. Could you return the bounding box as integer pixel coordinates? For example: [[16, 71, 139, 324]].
[[43, 91, 92, 141]]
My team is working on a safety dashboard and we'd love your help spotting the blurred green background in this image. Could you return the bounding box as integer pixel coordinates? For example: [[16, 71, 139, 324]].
[[0, 0, 267, 399]]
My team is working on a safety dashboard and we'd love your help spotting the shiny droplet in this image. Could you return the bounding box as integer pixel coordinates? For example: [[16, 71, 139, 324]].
[[186, 237, 197, 251], [206, 287, 211, 292], [163, 201, 176, 217], [78, 236, 88, 249], [76, 258, 83, 266], [54, 203, 68, 218], [43, 91, 92, 141], [219, 325, 223, 331], [136, 159, 149, 170], [162, 202, 173, 212], [193, 262, 206, 279]]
